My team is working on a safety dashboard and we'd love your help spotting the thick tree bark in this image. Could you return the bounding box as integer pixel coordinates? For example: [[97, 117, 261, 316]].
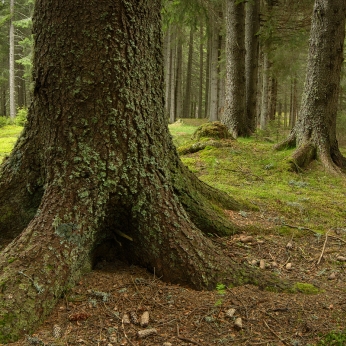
[[275, 0, 346, 173], [222, 0, 248, 138], [0, 0, 291, 341]]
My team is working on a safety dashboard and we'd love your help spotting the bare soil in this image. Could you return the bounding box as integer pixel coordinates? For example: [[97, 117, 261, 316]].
[[5, 211, 346, 346]]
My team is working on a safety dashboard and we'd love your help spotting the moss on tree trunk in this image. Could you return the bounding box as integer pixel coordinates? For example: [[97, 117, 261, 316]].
[[0, 0, 292, 342]]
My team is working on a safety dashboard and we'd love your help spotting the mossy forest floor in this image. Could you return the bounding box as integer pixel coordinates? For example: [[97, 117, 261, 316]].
[[2, 120, 346, 346]]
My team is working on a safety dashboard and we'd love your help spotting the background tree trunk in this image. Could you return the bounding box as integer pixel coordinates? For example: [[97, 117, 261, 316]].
[[9, 0, 15, 121], [275, 0, 346, 173], [183, 28, 194, 118], [245, 0, 260, 133], [222, 0, 247, 138], [208, 16, 220, 121]]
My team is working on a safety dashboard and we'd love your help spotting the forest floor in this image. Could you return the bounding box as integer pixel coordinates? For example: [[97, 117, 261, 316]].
[[2, 120, 346, 346]]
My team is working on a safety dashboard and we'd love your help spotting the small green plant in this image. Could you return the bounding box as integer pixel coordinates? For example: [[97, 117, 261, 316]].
[[215, 283, 227, 306], [317, 330, 346, 345], [291, 282, 321, 294], [15, 107, 27, 126]]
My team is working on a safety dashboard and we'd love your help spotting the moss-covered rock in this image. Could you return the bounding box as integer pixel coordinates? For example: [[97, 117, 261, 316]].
[[192, 122, 233, 141]]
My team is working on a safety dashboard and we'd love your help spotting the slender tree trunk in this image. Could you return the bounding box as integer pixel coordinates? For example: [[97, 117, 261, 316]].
[[222, 0, 247, 138], [169, 28, 177, 123], [269, 77, 277, 121], [175, 34, 183, 119], [275, 0, 346, 173], [260, 50, 270, 130], [284, 92, 288, 128], [164, 27, 171, 118], [204, 21, 211, 119], [9, 0, 15, 121], [245, 0, 260, 133], [217, 33, 225, 119], [208, 17, 219, 121], [183, 28, 194, 118], [0, 0, 292, 341], [198, 24, 204, 119]]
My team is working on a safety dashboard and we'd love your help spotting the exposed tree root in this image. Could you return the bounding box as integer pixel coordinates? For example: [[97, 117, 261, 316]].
[[287, 142, 316, 172], [274, 134, 346, 175], [178, 139, 234, 155], [273, 133, 296, 151], [0, 177, 293, 342]]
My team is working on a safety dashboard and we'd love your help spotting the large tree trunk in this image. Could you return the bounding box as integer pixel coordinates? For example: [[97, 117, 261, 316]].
[[222, 0, 248, 138], [0, 0, 290, 342], [275, 0, 346, 173]]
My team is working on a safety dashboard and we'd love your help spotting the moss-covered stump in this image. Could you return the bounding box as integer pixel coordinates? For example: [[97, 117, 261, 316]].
[[192, 121, 233, 141]]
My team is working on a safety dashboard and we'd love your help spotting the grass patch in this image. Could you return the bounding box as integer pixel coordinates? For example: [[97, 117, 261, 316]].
[[291, 282, 321, 294], [0, 125, 23, 162], [169, 119, 346, 235], [317, 330, 346, 345]]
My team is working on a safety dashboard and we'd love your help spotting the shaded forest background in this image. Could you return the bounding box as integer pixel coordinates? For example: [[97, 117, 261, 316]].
[[0, 0, 345, 145]]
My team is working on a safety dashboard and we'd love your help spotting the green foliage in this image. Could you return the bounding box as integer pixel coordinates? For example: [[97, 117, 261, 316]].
[[15, 107, 27, 126], [0, 116, 8, 128], [215, 283, 226, 307], [317, 331, 346, 345]]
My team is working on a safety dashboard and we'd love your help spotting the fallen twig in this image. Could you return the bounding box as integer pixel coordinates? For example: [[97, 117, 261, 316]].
[[264, 320, 290, 346], [121, 317, 136, 346], [177, 323, 203, 346], [317, 230, 330, 265]]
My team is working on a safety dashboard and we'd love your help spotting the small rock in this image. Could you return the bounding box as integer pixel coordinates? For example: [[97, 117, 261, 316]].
[[122, 313, 130, 324], [257, 240, 265, 244], [251, 259, 258, 266], [163, 343, 172, 346], [140, 311, 150, 327], [239, 235, 254, 243], [234, 317, 243, 329], [286, 242, 293, 249], [259, 259, 266, 269], [328, 272, 337, 280], [271, 261, 278, 268], [286, 263, 292, 270], [225, 308, 236, 318], [337, 256, 346, 262]]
